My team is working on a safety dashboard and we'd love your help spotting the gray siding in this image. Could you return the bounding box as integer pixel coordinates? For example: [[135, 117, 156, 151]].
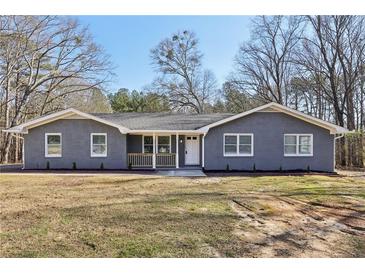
[[178, 135, 185, 167], [24, 119, 127, 169], [127, 135, 142, 153], [204, 112, 334, 172]]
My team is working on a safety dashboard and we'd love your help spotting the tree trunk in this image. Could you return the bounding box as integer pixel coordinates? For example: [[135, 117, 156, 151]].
[[15, 134, 19, 163], [2, 133, 12, 164], [360, 132, 364, 168]]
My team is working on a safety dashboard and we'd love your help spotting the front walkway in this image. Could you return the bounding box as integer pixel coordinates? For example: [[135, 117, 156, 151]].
[[156, 169, 206, 177], [0, 164, 206, 177]]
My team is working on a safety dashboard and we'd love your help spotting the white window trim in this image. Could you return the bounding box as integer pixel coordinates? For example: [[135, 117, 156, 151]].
[[90, 133, 107, 157], [223, 133, 254, 157], [284, 134, 313, 157], [142, 135, 154, 154], [45, 133, 62, 158]]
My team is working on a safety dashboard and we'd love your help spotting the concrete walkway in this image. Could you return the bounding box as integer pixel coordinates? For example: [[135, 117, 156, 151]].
[[0, 164, 206, 177], [157, 169, 206, 177]]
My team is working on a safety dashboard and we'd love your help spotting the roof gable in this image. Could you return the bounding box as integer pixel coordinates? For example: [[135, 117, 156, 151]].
[[198, 102, 349, 134], [4, 108, 129, 134]]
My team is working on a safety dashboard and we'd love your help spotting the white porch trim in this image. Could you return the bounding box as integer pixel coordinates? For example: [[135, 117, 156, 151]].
[[152, 133, 156, 169], [202, 133, 206, 168], [175, 133, 179, 168]]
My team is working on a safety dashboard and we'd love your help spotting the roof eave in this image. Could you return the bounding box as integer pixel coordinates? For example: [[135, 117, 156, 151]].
[[2, 127, 28, 134], [331, 127, 350, 134], [128, 129, 207, 134]]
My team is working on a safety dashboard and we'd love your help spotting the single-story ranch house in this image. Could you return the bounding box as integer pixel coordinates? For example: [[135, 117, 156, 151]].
[[4, 102, 348, 172]]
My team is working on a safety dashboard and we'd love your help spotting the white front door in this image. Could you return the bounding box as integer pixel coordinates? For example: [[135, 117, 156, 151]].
[[185, 136, 200, 165]]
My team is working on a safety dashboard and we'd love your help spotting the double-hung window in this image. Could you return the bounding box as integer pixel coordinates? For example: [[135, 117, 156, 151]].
[[45, 133, 62, 157], [91, 133, 107, 157], [157, 136, 170, 153], [143, 136, 153, 153], [284, 134, 313, 156], [143, 135, 171, 153], [223, 134, 253, 156], [142, 135, 171, 153]]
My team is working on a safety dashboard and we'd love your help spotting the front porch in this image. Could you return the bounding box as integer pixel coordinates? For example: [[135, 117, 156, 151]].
[[127, 133, 204, 169]]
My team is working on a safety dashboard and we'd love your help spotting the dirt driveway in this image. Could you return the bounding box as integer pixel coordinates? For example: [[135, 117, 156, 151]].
[[230, 192, 364, 257]]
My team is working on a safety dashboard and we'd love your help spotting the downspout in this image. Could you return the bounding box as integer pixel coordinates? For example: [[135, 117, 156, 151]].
[[333, 133, 345, 171]]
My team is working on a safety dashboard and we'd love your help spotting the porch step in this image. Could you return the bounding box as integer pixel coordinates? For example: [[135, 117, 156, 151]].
[[156, 169, 206, 177]]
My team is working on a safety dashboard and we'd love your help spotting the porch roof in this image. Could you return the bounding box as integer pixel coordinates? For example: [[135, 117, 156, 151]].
[[91, 112, 234, 130]]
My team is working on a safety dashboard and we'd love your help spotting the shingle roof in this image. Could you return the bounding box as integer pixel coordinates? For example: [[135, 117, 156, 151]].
[[91, 112, 235, 130]]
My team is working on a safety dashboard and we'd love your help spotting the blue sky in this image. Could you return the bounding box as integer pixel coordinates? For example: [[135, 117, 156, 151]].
[[76, 16, 252, 93]]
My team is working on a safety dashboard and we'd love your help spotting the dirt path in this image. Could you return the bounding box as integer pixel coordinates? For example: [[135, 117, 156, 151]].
[[230, 194, 365, 257], [336, 169, 365, 180]]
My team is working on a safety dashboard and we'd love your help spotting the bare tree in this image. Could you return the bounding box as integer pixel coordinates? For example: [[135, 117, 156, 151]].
[[230, 16, 304, 106], [222, 81, 261, 113], [0, 16, 113, 163], [150, 30, 218, 113], [295, 16, 365, 167], [296, 16, 365, 130]]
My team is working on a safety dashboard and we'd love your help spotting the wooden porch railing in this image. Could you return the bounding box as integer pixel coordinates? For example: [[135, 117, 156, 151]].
[[128, 153, 153, 167], [156, 153, 176, 167], [128, 153, 176, 168]]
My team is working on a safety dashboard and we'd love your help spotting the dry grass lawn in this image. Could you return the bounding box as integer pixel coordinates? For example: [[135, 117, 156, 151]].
[[0, 173, 364, 257]]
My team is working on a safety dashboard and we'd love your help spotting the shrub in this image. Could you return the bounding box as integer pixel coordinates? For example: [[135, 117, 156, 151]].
[[72, 162, 77, 170], [226, 164, 230, 171], [253, 163, 256, 172], [46, 161, 50, 170], [307, 165, 310, 172], [100, 162, 104, 170], [128, 162, 132, 170]]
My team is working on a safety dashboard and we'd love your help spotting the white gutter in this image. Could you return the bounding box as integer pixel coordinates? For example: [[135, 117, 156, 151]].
[[334, 133, 345, 140], [128, 129, 207, 134], [2, 127, 28, 134]]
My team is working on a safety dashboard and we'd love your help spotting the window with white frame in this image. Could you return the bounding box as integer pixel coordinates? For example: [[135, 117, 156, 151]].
[[157, 136, 170, 153], [45, 133, 62, 157], [223, 134, 253, 156], [143, 136, 153, 153], [91, 133, 107, 157], [284, 134, 313, 156]]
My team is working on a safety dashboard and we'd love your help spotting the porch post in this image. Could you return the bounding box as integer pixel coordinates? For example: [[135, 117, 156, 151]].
[[152, 133, 156, 169], [175, 133, 179, 168], [202, 133, 206, 168]]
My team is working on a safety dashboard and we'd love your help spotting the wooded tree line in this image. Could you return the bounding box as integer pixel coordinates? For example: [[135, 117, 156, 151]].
[[1, 15, 364, 167]]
